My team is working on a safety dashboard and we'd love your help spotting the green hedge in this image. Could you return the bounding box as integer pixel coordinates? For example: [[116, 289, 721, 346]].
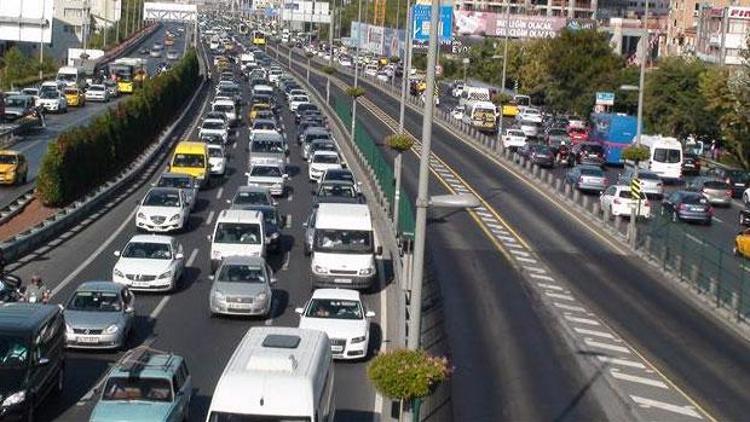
[[36, 49, 200, 206]]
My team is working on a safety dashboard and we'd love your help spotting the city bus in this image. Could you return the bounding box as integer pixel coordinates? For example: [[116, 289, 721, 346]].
[[252, 31, 266, 46], [109, 62, 135, 94]]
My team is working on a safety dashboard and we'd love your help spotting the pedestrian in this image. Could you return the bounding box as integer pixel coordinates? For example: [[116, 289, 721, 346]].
[[25, 274, 50, 304]]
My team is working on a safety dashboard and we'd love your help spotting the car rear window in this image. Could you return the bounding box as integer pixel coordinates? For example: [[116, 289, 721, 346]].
[[703, 181, 730, 189], [580, 167, 604, 176], [683, 194, 708, 204]]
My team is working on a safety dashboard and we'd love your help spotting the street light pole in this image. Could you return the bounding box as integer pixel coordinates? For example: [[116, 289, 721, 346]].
[[39, 0, 46, 80], [398, 2, 412, 133], [350, 0, 364, 139], [407, 0, 440, 351], [497, 0, 511, 146], [628, 0, 649, 246], [326, 0, 335, 104]]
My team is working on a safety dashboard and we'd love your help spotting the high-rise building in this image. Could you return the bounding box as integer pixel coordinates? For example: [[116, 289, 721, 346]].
[[666, 0, 750, 56]]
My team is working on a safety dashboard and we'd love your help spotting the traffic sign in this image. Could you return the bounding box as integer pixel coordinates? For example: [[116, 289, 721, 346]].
[[630, 178, 642, 199]]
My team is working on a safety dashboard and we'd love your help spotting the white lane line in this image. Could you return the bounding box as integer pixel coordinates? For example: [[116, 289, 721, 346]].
[[496, 235, 517, 242], [281, 252, 291, 271], [186, 248, 199, 267], [51, 207, 137, 298], [610, 369, 669, 389], [597, 356, 646, 369], [485, 222, 503, 229], [476, 211, 493, 218], [564, 315, 600, 326], [509, 249, 531, 257], [515, 257, 538, 264], [545, 292, 575, 301], [554, 302, 588, 313], [205, 210, 215, 225], [686, 233, 704, 245], [216, 187, 224, 199], [233, 142, 238, 150], [524, 266, 547, 273], [536, 282, 563, 290], [584, 338, 631, 354], [574, 327, 617, 340], [150, 296, 171, 319], [503, 242, 524, 249], [530, 273, 556, 281], [713, 216, 724, 224], [630, 395, 704, 419]]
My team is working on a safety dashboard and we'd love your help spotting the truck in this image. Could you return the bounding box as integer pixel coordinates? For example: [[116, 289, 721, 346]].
[[588, 113, 637, 165], [66, 48, 105, 84]]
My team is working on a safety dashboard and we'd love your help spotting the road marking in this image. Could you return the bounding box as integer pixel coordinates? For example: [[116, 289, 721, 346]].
[[503, 242, 524, 249], [514, 256, 538, 264], [281, 252, 291, 271], [610, 368, 669, 389], [553, 302, 588, 312], [630, 395, 704, 419], [216, 187, 224, 199], [574, 327, 617, 340], [530, 273, 556, 281], [686, 233, 704, 245], [205, 210, 215, 225], [564, 315, 600, 326], [50, 207, 137, 298], [186, 248, 199, 267], [495, 235, 517, 242], [524, 266, 546, 273], [509, 249, 531, 257], [584, 338, 631, 354], [713, 216, 724, 224], [545, 292, 575, 301], [233, 142, 238, 149], [536, 282, 563, 290], [150, 296, 171, 319], [597, 355, 647, 369]]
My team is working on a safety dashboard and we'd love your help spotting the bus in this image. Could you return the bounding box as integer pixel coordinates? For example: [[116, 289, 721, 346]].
[[109, 58, 148, 94], [252, 31, 266, 46], [589, 113, 637, 165]]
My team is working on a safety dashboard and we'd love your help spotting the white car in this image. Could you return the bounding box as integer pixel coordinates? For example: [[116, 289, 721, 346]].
[[289, 95, 310, 112], [516, 108, 543, 123], [85, 84, 109, 102], [199, 118, 229, 144], [135, 187, 190, 233], [339, 56, 353, 67], [208, 144, 227, 176], [37, 90, 67, 113], [502, 129, 527, 149], [296, 289, 375, 360], [268, 69, 283, 84], [518, 119, 540, 138], [364, 64, 378, 77], [376, 71, 390, 82], [211, 99, 237, 126], [286, 88, 307, 102], [246, 163, 287, 196], [450, 105, 465, 120], [112, 235, 185, 292], [600, 185, 651, 218], [309, 151, 342, 182]]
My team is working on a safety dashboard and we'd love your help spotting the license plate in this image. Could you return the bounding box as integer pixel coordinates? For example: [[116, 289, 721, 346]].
[[132, 281, 150, 287], [334, 278, 352, 284], [77, 337, 99, 343], [684, 164, 694, 167], [331, 345, 344, 352], [229, 303, 252, 309]]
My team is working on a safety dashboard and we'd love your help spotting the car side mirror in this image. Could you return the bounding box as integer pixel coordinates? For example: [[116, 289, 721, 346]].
[[376, 246, 383, 256], [113, 250, 121, 257], [270, 277, 278, 285], [365, 311, 376, 318], [208, 275, 214, 281], [207, 234, 212, 241], [244, 172, 250, 177], [295, 307, 304, 314], [283, 174, 289, 179], [175, 253, 185, 260], [37, 357, 50, 366], [125, 306, 135, 313]]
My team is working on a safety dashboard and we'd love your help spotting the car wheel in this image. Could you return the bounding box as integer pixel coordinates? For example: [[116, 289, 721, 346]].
[[671, 211, 679, 223]]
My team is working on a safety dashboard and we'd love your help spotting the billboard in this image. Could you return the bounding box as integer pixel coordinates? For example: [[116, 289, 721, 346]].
[[412, 5, 453, 44], [144, 2, 198, 23], [0, 0, 53, 43], [454, 11, 566, 39], [350, 22, 405, 57], [281, 1, 331, 23]]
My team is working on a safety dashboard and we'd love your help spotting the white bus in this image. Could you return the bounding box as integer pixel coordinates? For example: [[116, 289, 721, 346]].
[[639, 135, 683, 180], [206, 327, 335, 422]]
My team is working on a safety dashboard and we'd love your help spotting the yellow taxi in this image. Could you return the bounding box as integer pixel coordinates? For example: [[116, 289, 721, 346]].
[[0, 150, 28, 185], [248, 103, 271, 122], [378, 57, 389, 66], [502, 101, 520, 117], [734, 229, 750, 258], [64, 87, 86, 107]]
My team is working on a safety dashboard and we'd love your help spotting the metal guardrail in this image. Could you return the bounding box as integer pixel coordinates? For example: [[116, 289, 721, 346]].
[[0, 42, 209, 263]]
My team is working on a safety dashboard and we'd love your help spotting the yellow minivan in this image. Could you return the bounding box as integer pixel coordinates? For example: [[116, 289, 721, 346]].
[[170, 142, 209, 188]]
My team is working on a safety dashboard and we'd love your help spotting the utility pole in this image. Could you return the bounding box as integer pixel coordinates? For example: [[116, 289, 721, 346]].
[[394, 1, 412, 234], [497, 0, 511, 145], [326, 0, 335, 104], [350, 0, 364, 139], [39, 0, 46, 80], [628, 0, 648, 246]]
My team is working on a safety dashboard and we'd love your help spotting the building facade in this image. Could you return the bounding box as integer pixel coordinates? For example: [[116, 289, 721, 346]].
[[666, 0, 750, 56], [453, 0, 598, 19], [693, 5, 750, 63]]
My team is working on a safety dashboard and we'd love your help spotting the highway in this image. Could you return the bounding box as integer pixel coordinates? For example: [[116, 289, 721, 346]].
[[278, 43, 750, 421], [0, 24, 186, 210], [8, 37, 386, 421]]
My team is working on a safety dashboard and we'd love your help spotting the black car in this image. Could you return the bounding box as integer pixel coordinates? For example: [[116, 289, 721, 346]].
[[681, 153, 701, 176], [518, 143, 555, 168], [661, 191, 713, 224], [295, 103, 320, 124], [568, 142, 605, 168], [0, 304, 65, 420], [245, 205, 287, 253], [705, 166, 750, 198]]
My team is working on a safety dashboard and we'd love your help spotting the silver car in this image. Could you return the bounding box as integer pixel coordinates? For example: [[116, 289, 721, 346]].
[[617, 168, 664, 198], [64, 281, 134, 350], [208, 256, 276, 317], [155, 172, 198, 211], [566, 165, 607, 193], [687, 177, 733, 206]]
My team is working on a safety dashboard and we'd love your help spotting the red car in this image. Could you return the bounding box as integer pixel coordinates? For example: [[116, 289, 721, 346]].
[[568, 127, 589, 143]]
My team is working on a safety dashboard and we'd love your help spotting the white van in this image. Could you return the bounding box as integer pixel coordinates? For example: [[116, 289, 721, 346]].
[[252, 84, 274, 99], [212, 98, 238, 126], [639, 135, 683, 180], [459, 86, 491, 107], [210, 209, 266, 271], [56, 66, 82, 88], [206, 327, 334, 422], [304, 203, 381, 290], [461, 100, 498, 132]]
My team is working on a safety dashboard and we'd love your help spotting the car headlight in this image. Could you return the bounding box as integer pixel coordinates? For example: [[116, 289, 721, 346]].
[[158, 270, 172, 279], [256, 292, 268, 302], [169, 214, 181, 222], [351, 336, 367, 344], [65, 323, 74, 334], [113, 268, 124, 278], [105, 324, 119, 334], [211, 250, 222, 259], [359, 267, 375, 276], [137, 212, 146, 219], [2, 391, 26, 407], [313, 265, 328, 274], [213, 290, 226, 301]]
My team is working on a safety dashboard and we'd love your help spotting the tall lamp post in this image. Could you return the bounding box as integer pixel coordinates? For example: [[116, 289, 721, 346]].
[[496, 0, 511, 145], [350, 0, 364, 139]]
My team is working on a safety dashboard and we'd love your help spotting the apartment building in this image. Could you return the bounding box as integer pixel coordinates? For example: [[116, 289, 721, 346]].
[[692, 5, 750, 63], [666, 0, 750, 56]]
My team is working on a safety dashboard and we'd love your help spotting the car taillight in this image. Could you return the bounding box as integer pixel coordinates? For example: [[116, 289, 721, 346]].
[[726, 190, 733, 197], [679, 203, 688, 210]]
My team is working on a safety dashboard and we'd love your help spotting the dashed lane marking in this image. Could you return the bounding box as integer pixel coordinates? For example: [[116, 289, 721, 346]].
[[564, 315, 601, 326], [630, 396, 704, 419], [610, 369, 669, 389], [597, 356, 647, 369], [584, 338, 631, 354], [205, 210, 215, 225], [545, 292, 576, 301], [215, 187, 224, 199], [574, 327, 618, 340]]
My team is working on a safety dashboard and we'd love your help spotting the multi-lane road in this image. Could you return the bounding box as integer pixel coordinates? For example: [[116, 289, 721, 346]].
[[0, 24, 185, 210], [8, 35, 387, 421], [276, 43, 750, 421]]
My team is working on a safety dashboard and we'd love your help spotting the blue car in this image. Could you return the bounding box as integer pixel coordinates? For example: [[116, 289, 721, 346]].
[[90, 348, 192, 422]]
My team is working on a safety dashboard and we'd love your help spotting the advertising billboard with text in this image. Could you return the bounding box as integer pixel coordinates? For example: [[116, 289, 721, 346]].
[[454, 11, 566, 39]]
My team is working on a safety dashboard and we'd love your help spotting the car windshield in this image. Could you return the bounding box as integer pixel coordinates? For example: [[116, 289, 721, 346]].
[[68, 291, 122, 312], [580, 167, 604, 176], [251, 166, 283, 177], [122, 242, 172, 259], [312, 143, 336, 153], [683, 194, 708, 205], [0, 155, 18, 165], [0, 336, 29, 369], [306, 133, 330, 142], [582, 145, 604, 154], [143, 190, 181, 207], [172, 153, 205, 168], [549, 129, 567, 136], [158, 176, 192, 189], [703, 181, 730, 189], [314, 229, 372, 253], [251, 141, 285, 153], [5, 97, 27, 107], [233, 191, 268, 205], [57, 73, 77, 82], [298, 104, 318, 113], [618, 190, 645, 199], [213, 104, 233, 113], [305, 299, 363, 319], [217, 264, 265, 283], [324, 171, 354, 183], [88, 85, 105, 92], [533, 145, 552, 154], [253, 122, 276, 131], [313, 155, 339, 164], [214, 223, 261, 244], [653, 148, 681, 164], [208, 148, 223, 158], [728, 170, 750, 183], [203, 121, 225, 130], [639, 172, 660, 180], [102, 377, 173, 402], [64, 89, 78, 95], [319, 184, 356, 197]]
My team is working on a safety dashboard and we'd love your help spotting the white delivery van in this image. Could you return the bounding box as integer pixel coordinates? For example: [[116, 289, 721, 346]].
[[252, 84, 274, 99], [459, 86, 491, 107], [206, 326, 335, 422], [304, 203, 381, 290], [462, 100, 498, 132], [56, 66, 82, 88], [639, 135, 683, 180], [212, 98, 238, 126], [210, 209, 266, 271]]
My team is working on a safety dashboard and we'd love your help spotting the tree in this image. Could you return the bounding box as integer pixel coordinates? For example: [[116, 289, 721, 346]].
[[367, 349, 450, 410], [1, 47, 34, 84], [701, 65, 750, 168], [643, 57, 718, 140]]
